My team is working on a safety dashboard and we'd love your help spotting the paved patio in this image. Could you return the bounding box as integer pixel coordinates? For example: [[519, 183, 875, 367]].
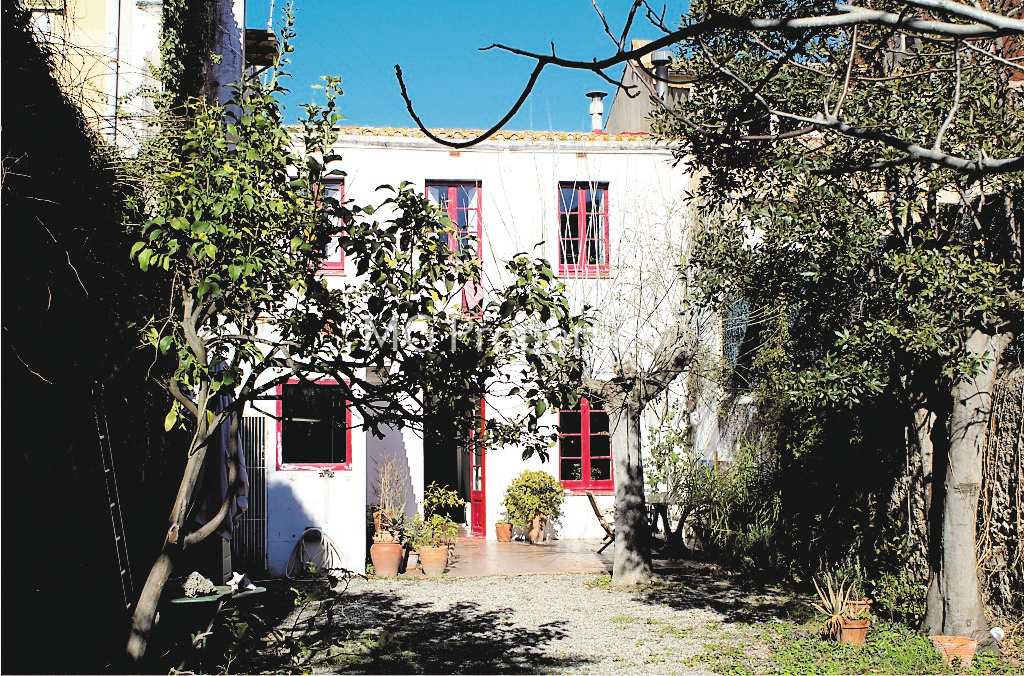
[[440, 537, 613, 577]]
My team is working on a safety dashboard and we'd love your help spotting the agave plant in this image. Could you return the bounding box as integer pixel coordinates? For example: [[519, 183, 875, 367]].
[[812, 575, 851, 640]]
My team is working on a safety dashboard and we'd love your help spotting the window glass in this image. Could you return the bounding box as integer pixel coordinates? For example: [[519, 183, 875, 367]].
[[558, 397, 613, 489], [281, 383, 348, 465], [560, 409, 582, 435], [426, 181, 481, 257], [558, 182, 608, 275], [321, 179, 344, 270]]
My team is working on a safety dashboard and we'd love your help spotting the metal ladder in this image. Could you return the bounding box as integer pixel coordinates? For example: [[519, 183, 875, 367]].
[[93, 383, 134, 612]]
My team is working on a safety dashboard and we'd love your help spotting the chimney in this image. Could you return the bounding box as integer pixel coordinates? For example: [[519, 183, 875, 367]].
[[651, 49, 672, 99], [587, 91, 608, 132]]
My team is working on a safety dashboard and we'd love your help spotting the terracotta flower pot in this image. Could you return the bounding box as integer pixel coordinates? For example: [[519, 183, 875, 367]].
[[418, 546, 448, 576], [930, 635, 978, 668], [495, 523, 512, 542], [369, 542, 403, 577], [839, 617, 871, 645]]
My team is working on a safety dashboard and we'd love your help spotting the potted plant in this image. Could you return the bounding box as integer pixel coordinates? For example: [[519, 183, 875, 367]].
[[369, 454, 410, 577], [812, 575, 851, 641], [411, 514, 459, 576], [501, 470, 565, 543], [840, 601, 872, 645], [812, 574, 871, 645], [495, 520, 512, 542]]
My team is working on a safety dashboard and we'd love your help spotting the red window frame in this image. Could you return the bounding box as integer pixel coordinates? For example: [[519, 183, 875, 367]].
[[426, 181, 482, 259], [276, 378, 352, 471], [427, 180, 484, 310], [319, 178, 345, 273], [558, 397, 613, 493], [558, 182, 610, 277]]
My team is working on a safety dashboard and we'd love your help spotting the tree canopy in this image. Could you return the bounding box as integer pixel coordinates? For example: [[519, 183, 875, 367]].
[[125, 21, 587, 660]]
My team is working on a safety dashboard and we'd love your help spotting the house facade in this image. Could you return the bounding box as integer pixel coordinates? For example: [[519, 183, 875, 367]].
[[239, 123, 727, 577]]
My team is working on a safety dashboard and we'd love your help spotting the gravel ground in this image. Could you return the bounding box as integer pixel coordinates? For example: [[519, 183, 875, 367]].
[[254, 568, 800, 674]]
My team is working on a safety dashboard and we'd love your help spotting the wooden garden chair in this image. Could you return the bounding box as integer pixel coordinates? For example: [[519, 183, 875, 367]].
[[586, 490, 615, 554]]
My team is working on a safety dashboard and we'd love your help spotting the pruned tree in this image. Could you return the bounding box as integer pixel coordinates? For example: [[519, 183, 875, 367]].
[[393, 0, 1022, 633], [125, 27, 585, 661], [572, 193, 713, 585]]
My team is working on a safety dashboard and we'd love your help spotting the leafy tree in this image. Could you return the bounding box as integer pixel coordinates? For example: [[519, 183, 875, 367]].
[[125, 27, 585, 661], [651, 0, 1022, 641], [394, 0, 1021, 627]]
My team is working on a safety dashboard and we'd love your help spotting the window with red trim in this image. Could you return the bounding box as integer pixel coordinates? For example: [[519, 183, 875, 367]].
[[427, 181, 484, 309], [558, 182, 609, 276], [320, 178, 345, 273], [559, 397, 613, 491], [427, 181, 481, 257], [277, 380, 351, 470]]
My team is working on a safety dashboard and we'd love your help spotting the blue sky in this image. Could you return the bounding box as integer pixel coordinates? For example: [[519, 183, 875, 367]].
[[248, 1, 687, 132]]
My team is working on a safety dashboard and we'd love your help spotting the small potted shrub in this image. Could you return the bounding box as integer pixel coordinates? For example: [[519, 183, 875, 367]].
[[370, 454, 410, 577], [501, 470, 565, 543], [411, 514, 459, 576], [424, 481, 466, 521], [495, 519, 512, 542], [812, 574, 871, 645]]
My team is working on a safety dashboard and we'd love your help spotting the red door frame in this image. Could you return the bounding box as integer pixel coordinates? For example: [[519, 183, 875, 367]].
[[468, 398, 486, 536]]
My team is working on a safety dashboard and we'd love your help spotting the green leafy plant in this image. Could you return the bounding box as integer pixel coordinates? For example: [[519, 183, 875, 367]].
[[423, 481, 465, 520], [500, 470, 565, 531], [410, 513, 459, 549], [812, 574, 851, 640], [689, 619, 1019, 675]]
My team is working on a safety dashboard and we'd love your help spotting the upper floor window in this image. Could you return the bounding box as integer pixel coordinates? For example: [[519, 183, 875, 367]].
[[427, 181, 481, 258], [558, 182, 609, 277], [320, 178, 345, 273], [277, 379, 351, 470], [559, 397, 613, 492]]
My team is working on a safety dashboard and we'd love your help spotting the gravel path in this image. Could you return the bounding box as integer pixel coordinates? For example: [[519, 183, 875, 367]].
[[258, 569, 799, 674]]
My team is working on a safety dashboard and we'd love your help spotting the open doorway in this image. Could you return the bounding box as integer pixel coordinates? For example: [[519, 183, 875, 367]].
[[424, 397, 486, 535]]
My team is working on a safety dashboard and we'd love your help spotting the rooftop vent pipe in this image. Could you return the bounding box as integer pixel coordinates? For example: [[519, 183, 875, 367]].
[[651, 49, 672, 99], [587, 90, 607, 132]]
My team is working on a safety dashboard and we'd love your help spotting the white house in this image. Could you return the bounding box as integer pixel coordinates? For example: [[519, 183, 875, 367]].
[[231, 119, 730, 577]]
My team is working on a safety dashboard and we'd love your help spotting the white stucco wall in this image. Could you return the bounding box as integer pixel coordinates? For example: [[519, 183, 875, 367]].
[[263, 401, 368, 575]]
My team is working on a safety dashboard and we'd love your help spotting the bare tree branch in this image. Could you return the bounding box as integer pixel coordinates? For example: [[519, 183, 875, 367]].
[[832, 25, 858, 117], [773, 110, 1024, 174], [960, 38, 1024, 71], [901, 0, 1023, 31], [933, 38, 962, 152], [396, 0, 1024, 171]]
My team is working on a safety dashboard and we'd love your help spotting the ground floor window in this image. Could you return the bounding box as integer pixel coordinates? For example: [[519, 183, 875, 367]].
[[559, 397, 612, 492], [277, 380, 351, 470]]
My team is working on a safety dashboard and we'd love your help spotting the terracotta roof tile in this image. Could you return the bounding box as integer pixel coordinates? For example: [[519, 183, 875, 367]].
[[336, 126, 651, 142]]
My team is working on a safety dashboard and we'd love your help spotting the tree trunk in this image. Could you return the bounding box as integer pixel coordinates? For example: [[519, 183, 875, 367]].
[[125, 423, 215, 662], [609, 392, 653, 586], [923, 329, 1013, 640], [126, 550, 177, 662]]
